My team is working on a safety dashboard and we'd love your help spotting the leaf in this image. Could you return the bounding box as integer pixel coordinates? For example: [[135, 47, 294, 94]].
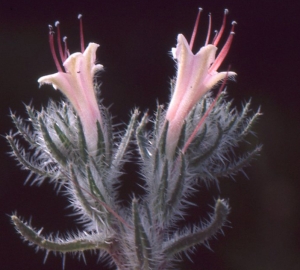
[[163, 199, 230, 257]]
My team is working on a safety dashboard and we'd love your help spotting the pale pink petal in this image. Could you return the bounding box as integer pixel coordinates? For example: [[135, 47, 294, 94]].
[[203, 71, 236, 91], [166, 34, 194, 122]]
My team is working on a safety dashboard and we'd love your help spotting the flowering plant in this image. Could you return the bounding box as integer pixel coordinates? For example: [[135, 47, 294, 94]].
[[7, 9, 260, 270]]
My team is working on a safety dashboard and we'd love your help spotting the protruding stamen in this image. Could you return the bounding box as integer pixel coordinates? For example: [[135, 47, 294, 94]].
[[205, 13, 212, 46], [212, 30, 219, 44], [78, 14, 85, 53], [213, 8, 228, 46], [182, 70, 229, 154], [48, 25, 63, 72], [63, 36, 70, 58], [209, 21, 236, 73], [55, 21, 66, 63], [189, 7, 202, 50]]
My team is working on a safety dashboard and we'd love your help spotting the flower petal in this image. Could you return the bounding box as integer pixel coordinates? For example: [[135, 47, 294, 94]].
[[166, 34, 193, 122], [204, 71, 236, 91]]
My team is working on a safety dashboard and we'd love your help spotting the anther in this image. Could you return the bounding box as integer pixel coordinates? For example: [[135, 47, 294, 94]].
[[48, 25, 54, 34], [78, 14, 85, 53], [63, 36, 70, 58], [189, 7, 202, 50], [230, 21, 237, 35]]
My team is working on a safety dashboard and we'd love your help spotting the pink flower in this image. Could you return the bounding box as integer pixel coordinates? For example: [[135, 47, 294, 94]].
[[165, 9, 236, 158], [38, 16, 103, 152]]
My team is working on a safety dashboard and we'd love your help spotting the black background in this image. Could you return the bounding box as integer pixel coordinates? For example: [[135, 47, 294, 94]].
[[1, 0, 300, 269]]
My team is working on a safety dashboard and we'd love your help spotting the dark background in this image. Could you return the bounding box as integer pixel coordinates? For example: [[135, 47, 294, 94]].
[[1, 0, 299, 269]]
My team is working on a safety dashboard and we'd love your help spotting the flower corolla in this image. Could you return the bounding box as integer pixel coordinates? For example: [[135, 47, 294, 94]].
[[165, 9, 236, 157], [38, 17, 103, 152]]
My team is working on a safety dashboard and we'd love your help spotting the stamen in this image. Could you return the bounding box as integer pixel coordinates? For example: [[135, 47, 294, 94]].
[[78, 14, 85, 53], [55, 21, 66, 63], [63, 36, 70, 58], [213, 9, 228, 46], [209, 21, 236, 73], [204, 13, 212, 46], [189, 7, 202, 50], [182, 70, 229, 154], [48, 25, 63, 72], [212, 30, 218, 44]]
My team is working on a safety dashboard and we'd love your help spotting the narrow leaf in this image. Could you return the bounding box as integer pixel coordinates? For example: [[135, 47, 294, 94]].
[[190, 123, 207, 150], [25, 105, 39, 128], [164, 199, 230, 257], [6, 135, 53, 177], [158, 121, 169, 156], [96, 120, 106, 158], [166, 154, 185, 218], [174, 121, 186, 160], [113, 110, 138, 169], [155, 160, 168, 217], [191, 123, 223, 166], [223, 115, 237, 133], [87, 165, 106, 204], [56, 111, 72, 134], [132, 199, 153, 269], [39, 117, 67, 166], [10, 113, 36, 145], [136, 112, 150, 161], [239, 110, 261, 139], [70, 165, 104, 227], [77, 117, 88, 163], [53, 123, 74, 151], [154, 105, 163, 140], [102, 107, 113, 166], [233, 100, 251, 130], [12, 215, 109, 252], [212, 145, 262, 178]]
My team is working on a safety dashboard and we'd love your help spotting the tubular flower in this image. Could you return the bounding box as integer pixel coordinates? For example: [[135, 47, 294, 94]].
[[166, 9, 237, 158], [38, 15, 103, 152]]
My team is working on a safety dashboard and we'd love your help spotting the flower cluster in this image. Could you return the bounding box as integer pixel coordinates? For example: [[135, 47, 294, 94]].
[[7, 10, 260, 270]]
